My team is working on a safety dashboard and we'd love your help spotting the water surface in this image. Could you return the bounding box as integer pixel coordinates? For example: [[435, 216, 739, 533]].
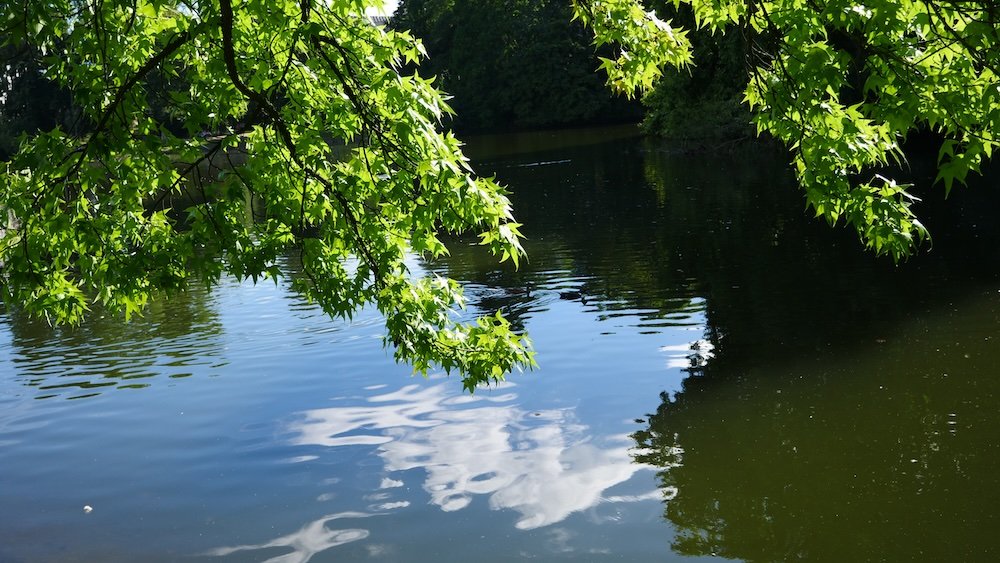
[[2, 127, 1000, 562]]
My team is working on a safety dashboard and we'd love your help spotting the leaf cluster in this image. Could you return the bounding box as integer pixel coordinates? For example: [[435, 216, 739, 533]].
[[0, 0, 534, 389]]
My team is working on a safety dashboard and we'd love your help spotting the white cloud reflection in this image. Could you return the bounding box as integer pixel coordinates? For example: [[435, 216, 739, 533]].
[[204, 512, 373, 563], [289, 383, 655, 530]]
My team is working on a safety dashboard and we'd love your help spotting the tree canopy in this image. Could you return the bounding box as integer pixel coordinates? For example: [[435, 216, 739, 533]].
[[1, 0, 999, 387], [0, 0, 534, 390]]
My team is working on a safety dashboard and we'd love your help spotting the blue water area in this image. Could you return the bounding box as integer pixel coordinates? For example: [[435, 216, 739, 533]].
[[3, 127, 1000, 562]]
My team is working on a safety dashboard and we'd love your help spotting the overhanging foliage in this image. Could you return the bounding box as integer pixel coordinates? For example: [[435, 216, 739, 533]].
[[0, 0, 532, 391], [575, 0, 1000, 259]]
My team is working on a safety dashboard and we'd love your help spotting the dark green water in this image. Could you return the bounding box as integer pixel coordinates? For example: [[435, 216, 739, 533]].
[[2, 126, 1000, 562]]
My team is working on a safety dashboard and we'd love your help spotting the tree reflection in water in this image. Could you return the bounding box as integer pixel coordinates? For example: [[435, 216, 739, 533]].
[[634, 284, 1000, 561], [2, 282, 225, 399], [430, 134, 1000, 560]]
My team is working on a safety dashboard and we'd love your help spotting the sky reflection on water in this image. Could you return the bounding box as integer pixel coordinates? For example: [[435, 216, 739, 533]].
[[205, 512, 374, 563], [288, 381, 661, 531]]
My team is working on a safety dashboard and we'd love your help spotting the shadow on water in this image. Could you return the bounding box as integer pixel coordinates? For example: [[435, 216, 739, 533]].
[[634, 295, 1000, 561], [626, 148, 1000, 561]]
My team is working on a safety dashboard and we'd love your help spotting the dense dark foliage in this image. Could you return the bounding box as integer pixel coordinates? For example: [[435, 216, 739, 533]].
[[0, 46, 85, 160], [393, 0, 641, 132], [640, 2, 752, 147]]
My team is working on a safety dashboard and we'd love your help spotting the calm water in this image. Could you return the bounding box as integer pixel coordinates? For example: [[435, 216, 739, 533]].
[[2, 127, 1000, 562]]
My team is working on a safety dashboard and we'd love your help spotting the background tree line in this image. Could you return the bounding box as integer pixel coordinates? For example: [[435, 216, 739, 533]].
[[394, 0, 751, 141], [0, 45, 85, 160], [639, 0, 752, 147], [391, 0, 645, 132], [1, 44, 186, 160], [1, 1, 752, 155]]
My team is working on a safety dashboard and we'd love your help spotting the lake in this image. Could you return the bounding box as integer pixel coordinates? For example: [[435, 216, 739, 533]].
[[2, 126, 1000, 562]]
